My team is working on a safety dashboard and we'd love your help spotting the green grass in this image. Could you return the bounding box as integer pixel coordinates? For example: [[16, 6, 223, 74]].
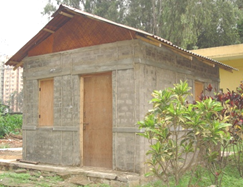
[[142, 163, 243, 187], [0, 172, 31, 185], [0, 171, 65, 187]]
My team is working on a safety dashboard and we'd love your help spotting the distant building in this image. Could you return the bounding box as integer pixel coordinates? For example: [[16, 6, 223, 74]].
[[0, 59, 4, 102], [0, 54, 23, 112], [3, 65, 23, 111], [191, 44, 243, 92], [0, 54, 10, 103]]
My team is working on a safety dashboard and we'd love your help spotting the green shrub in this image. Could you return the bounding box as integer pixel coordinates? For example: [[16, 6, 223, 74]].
[[138, 81, 231, 186], [0, 114, 22, 138], [200, 81, 243, 177]]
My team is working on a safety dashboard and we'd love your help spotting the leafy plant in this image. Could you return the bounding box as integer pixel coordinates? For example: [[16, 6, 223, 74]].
[[0, 114, 22, 138], [138, 81, 198, 185], [199, 81, 243, 178], [185, 98, 231, 187], [138, 81, 232, 186]]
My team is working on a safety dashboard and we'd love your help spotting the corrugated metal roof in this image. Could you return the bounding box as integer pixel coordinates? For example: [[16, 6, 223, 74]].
[[5, 4, 237, 72], [149, 35, 238, 71]]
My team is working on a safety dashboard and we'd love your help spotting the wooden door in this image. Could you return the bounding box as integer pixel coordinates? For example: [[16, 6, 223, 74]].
[[82, 73, 112, 168], [39, 79, 54, 126]]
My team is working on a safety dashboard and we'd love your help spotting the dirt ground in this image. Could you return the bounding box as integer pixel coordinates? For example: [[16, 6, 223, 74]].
[[0, 134, 22, 148], [0, 134, 22, 160]]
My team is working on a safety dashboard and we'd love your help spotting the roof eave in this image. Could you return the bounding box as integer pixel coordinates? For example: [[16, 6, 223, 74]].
[[137, 34, 237, 72], [5, 4, 237, 73]]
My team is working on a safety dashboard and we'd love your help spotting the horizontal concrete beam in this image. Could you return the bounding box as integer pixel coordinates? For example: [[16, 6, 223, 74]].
[[22, 126, 36, 130], [22, 126, 78, 131], [112, 127, 145, 133], [53, 126, 79, 131]]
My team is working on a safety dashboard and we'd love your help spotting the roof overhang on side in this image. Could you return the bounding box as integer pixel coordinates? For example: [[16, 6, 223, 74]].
[[136, 33, 237, 72], [5, 4, 237, 73]]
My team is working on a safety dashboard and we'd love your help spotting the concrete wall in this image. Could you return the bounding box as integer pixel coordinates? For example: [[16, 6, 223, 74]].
[[22, 75, 80, 166], [22, 40, 140, 169], [22, 39, 219, 174], [131, 41, 219, 174]]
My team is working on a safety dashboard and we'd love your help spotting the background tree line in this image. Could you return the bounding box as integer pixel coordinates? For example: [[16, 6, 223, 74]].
[[43, 0, 243, 50]]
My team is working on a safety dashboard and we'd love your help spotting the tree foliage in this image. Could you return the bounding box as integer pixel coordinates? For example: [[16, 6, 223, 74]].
[[42, 0, 243, 49], [42, 0, 126, 23], [194, 0, 243, 49]]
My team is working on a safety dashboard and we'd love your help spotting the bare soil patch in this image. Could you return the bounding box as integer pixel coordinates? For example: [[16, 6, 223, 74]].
[[0, 134, 22, 159], [0, 134, 22, 148]]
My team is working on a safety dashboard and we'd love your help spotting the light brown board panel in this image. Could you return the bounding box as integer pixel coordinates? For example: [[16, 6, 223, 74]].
[[39, 79, 54, 126], [83, 72, 112, 169], [195, 81, 204, 101]]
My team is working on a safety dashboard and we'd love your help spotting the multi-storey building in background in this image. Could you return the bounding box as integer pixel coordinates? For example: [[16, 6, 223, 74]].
[[0, 54, 23, 112], [0, 59, 4, 103]]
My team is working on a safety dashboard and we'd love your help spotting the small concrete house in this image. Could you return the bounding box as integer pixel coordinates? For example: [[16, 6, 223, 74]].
[[6, 5, 235, 174]]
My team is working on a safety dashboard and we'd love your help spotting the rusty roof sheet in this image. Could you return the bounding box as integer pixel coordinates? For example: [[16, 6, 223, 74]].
[[6, 4, 237, 72]]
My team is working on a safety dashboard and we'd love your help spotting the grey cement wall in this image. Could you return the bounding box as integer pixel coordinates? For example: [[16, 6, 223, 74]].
[[21, 39, 219, 174]]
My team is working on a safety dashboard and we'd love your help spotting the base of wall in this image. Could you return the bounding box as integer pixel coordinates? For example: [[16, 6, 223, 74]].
[[0, 159, 142, 187]]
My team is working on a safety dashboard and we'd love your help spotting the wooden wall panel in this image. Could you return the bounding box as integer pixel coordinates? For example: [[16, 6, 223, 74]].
[[27, 15, 136, 57], [28, 35, 54, 57], [52, 15, 136, 53], [39, 79, 54, 126]]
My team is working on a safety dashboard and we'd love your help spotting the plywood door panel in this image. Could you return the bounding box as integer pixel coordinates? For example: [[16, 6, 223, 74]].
[[39, 79, 54, 126], [83, 73, 112, 168], [195, 81, 204, 101]]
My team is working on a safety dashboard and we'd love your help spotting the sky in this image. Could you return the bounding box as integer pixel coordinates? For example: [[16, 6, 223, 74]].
[[0, 0, 50, 56]]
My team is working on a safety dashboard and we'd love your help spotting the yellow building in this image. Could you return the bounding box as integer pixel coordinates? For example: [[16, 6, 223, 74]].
[[191, 44, 243, 92]]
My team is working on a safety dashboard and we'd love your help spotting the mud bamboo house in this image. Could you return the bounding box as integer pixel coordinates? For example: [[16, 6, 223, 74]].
[[6, 4, 236, 174]]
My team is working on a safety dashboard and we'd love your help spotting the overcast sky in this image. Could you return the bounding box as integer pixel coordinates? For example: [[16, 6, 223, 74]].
[[0, 0, 49, 56]]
